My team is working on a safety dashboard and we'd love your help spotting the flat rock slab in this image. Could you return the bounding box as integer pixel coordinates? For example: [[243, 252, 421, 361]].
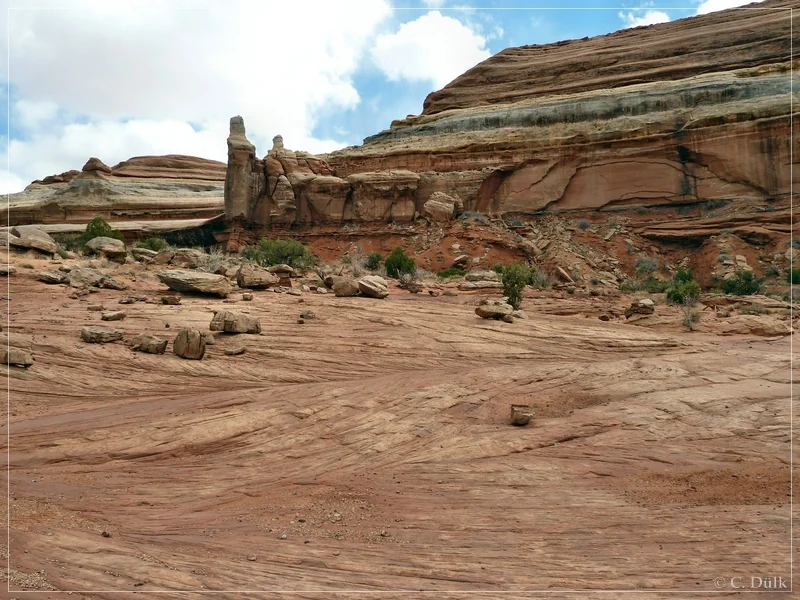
[[225, 345, 246, 356], [81, 326, 124, 343], [157, 270, 231, 298], [0, 347, 33, 367]]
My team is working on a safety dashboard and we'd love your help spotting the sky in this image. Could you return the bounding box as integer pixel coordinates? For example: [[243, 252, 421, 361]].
[[0, 0, 771, 193]]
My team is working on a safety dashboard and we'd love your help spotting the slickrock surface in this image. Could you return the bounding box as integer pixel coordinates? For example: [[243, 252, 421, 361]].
[[1, 253, 793, 597]]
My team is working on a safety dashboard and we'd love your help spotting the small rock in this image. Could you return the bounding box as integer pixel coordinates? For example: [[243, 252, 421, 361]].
[[247, 555, 257, 562], [0, 347, 34, 367], [81, 326, 124, 344], [130, 333, 168, 354], [510, 404, 533, 426], [209, 310, 261, 334], [297, 318, 305, 324], [204, 333, 215, 345], [87, 304, 105, 311], [0, 265, 17, 276], [101, 310, 127, 321], [38, 270, 69, 284], [225, 345, 246, 356], [242, 292, 253, 301], [173, 329, 206, 359], [160, 295, 181, 305]]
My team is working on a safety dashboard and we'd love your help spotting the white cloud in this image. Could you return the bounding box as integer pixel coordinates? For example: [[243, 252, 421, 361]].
[[371, 11, 491, 89], [421, 0, 446, 7], [696, 0, 764, 15], [618, 9, 671, 28], [1, 0, 393, 191]]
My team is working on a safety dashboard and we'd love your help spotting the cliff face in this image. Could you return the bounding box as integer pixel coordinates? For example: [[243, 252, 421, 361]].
[[325, 0, 797, 220]]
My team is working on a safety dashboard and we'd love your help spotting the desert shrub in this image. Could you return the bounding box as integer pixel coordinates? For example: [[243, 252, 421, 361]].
[[242, 238, 317, 270], [366, 252, 383, 271], [719, 270, 763, 295], [673, 269, 693, 284], [502, 261, 530, 309], [635, 256, 658, 276], [666, 281, 701, 304], [792, 240, 800, 249], [79, 217, 124, 246], [566, 287, 575, 295], [739, 303, 769, 315], [590, 278, 600, 286], [53, 233, 82, 252], [577, 220, 590, 230], [437, 267, 466, 279], [682, 305, 701, 331], [136, 237, 170, 252], [492, 264, 505, 275], [787, 268, 800, 284], [197, 247, 226, 273], [55, 247, 69, 259], [527, 268, 552, 289], [384, 247, 416, 279]]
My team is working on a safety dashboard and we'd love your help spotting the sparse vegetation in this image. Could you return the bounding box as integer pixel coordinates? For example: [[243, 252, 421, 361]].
[[437, 267, 466, 279], [53, 233, 82, 252], [492, 264, 505, 275], [739, 303, 769, 315], [527, 268, 552, 289], [79, 217, 124, 247], [786, 268, 800, 284], [242, 238, 317, 270], [384, 247, 416, 279], [136, 237, 170, 252], [666, 281, 701, 305], [577, 220, 590, 230], [719, 270, 763, 296], [365, 252, 383, 271], [55, 247, 69, 259], [501, 261, 530, 309], [197, 247, 226, 273], [620, 277, 670, 293], [681, 301, 701, 331], [635, 256, 658, 276]]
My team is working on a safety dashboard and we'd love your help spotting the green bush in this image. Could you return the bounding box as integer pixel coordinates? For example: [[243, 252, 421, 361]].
[[384, 247, 416, 279], [53, 233, 81, 252], [365, 252, 383, 271], [242, 238, 317, 270], [674, 269, 693, 284], [577, 220, 590, 230], [136, 237, 170, 252], [666, 281, 701, 304], [739, 303, 769, 315], [787, 268, 800, 284], [501, 261, 530, 309], [527, 268, 552, 289], [437, 267, 466, 279], [720, 270, 763, 295], [492, 264, 505, 275], [79, 217, 124, 246]]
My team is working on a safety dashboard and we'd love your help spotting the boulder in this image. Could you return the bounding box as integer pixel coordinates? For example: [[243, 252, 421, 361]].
[[130, 333, 168, 354], [101, 310, 127, 321], [475, 300, 514, 320], [324, 274, 346, 288], [0, 232, 20, 247], [69, 267, 105, 288], [333, 279, 359, 297], [237, 263, 280, 288], [85, 236, 126, 260], [171, 248, 207, 269], [0, 265, 17, 275], [625, 298, 656, 318], [451, 254, 469, 268], [0, 347, 34, 367], [38, 270, 69, 284], [81, 326, 124, 343], [101, 276, 128, 290], [510, 404, 533, 426], [153, 250, 175, 265], [130, 248, 158, 262], [267, 264, 296, 276], [173, 329, 206, 359], [358, 275, 389, 299], [422, 192, 458, 221], [209, 310, 261, 334], [161, 295, 181, 305], [157, 270, 231, 297], [9, 225, 57, 254]]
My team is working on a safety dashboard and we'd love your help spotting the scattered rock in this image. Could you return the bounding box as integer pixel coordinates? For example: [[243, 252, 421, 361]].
[[358, 275, 389, 299], [267, 264, 295, 276], [465, 271, 499, 282], [511, 309, 527, 320], [157, 270, 231, 297], [87, 304, 104, 311], [225, 345, 246, 356], [81, 326, 124, 344], [102, 277, 128, 291], [9, 225, 57, 254], [153, 250, 175, 265], [161, 295, 181, 305], [204, 333, 215, 345], [299, 310, 316, 320], [38, 270, 69, 284], [451, 254, 469, 268], [333, 279, 359, 297], [599, 314, 611, 321], [85, 236, 127, 261], [69, 267, 105, 289], [0, 265, 17, 275], [510, 404, 533, 426], [173, 329, 206, 359], [242, 292, 253, 301], [171, 248, 207, 269], [625, 298, 655, 318], [237, 263, 280, 289], [458, 281, 503, 290], [130, 334, 168, 354], [130, 248, 158, 263], [0, 347, 34, 368], [475, 300, 514, 320], [555, 266, 574, 284], [209, 310, 261, 334], [101, 310, 127, 321]]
